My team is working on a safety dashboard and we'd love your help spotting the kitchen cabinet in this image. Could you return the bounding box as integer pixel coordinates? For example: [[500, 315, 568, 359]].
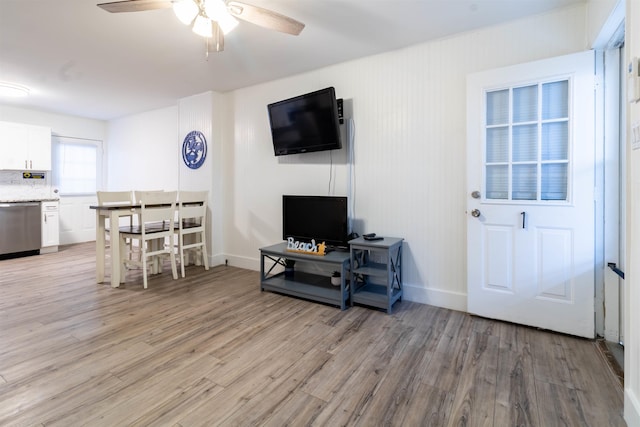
[[0, 121, 52, 170], [41, 201, 59, 253]]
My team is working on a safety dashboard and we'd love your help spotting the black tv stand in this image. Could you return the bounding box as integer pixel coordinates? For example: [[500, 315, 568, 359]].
[[260, 242, 351, 310]]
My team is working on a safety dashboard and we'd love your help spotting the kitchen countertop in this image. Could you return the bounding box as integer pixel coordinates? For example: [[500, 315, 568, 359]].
[[0, 198, 60, 203]]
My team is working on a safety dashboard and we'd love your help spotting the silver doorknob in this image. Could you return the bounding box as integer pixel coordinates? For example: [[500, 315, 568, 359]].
[[471, 209, 481, 217]]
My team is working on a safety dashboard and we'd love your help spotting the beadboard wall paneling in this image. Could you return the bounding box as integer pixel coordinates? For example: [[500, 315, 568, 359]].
[[178, 92, 212, 191], [177, 91, 224, 264], [224, 5, 588, 310]]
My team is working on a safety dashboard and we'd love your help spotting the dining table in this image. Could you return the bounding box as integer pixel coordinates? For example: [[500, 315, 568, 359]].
[[90, 200, 204, 288], [90, 202, 140, 288]]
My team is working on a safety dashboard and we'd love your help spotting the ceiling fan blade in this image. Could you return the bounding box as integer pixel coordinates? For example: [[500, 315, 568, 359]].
[[97, 0, 172, 13], [226, 1, 304, 35], [207, 22, 225, 53]]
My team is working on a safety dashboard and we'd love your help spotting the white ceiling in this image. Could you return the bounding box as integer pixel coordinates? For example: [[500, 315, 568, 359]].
[[0, 0, 583, 121]]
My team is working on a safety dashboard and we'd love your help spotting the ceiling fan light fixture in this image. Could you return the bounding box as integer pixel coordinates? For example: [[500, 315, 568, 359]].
[[216, 14, 238, 35], [0, 82, 30, 98], [204, 0, 238, 35], [172, 0, 199, 25], [192, 14, 213, 38]]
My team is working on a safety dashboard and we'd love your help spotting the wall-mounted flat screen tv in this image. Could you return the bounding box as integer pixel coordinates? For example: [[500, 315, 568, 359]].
[[268, 87, 342, 156], [283, 195, 349, 249]]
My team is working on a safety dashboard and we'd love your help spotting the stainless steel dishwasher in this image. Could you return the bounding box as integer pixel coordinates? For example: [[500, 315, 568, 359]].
[[0, 202, 42, 256]]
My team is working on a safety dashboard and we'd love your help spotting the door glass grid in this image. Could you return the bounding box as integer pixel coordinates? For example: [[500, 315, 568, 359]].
[[484, 79, 570, 202]]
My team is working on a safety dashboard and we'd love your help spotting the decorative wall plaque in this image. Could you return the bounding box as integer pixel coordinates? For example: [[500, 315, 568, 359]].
[[182, 130, 207, 169]]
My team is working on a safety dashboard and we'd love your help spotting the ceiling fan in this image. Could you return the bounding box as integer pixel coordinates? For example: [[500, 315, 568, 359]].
[[97, 0, 305, 52]]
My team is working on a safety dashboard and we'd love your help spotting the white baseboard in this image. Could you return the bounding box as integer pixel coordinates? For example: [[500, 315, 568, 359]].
[[209, 253, 226, 267], [403, 283, 467, 312], [218, 253, 468, 312], [221, 254, 261, 271], [626, 388, 640, 427]]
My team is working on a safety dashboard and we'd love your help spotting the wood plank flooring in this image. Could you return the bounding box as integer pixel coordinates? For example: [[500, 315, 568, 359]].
[[0, 242, 626, 426]]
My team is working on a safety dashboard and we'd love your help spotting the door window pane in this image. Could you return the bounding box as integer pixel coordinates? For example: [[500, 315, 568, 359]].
[[512, 124, 538, 162], [486, 165, 508, 199], [512, 164, 537, 200], [53, 138, 102, 195], [486, 90, 509, 125], [484, 79, 570, 202], [542, 163, 568, 200], [542, 122, 568, 161], [486, 127, 508, 163], [513, 85, 538, 123], [542, 81, 569, 120]]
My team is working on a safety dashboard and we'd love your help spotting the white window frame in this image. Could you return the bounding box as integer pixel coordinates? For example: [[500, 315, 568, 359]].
[[482, 76, 574, 206], [52, 136, 104, 196]]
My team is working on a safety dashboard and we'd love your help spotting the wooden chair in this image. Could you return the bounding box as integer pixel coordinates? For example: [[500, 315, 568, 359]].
[[132, 190, 165, 224], [176, 190, 209, 278], [119, 191, 178, 288], [96, 190, 134, 257], [133, 190, 164, 204]]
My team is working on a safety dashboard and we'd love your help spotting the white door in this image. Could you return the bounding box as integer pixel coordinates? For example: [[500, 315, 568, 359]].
[[467, 51, 595, 338]]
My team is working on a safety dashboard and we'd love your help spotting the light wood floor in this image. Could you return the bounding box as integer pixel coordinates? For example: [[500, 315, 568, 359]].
[[0, 243, 625, 426]]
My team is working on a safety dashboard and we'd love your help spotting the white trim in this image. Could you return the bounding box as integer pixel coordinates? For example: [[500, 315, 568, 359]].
[[403, 284, 467, 312], [225, 253, 261, 271], [603, 47, 623, 342], [591, 0, 625, 50], [625, 388, 640, 427]]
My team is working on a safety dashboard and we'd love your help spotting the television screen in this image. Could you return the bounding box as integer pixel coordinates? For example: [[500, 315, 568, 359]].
[[268, 87, 342, 156], [283, 195, 349, 249]]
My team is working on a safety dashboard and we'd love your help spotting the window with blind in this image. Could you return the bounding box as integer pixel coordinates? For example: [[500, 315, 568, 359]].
[[485, 79, 570, 202], [52, 137, 103, 195]]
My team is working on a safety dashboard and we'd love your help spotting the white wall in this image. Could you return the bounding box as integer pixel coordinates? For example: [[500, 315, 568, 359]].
[[107, 95, 226, 264], [223, 4, 588, 311], [107, 106, 179, 191], [625, 0, 640, 423], [0, 105, 106, 141]]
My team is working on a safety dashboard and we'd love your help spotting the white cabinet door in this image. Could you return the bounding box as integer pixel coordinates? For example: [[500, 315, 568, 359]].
[[28, 125, 52, 170], [0, 121, 29, 169], [0, 121, 51, 170], [41, 202, 59, 248]]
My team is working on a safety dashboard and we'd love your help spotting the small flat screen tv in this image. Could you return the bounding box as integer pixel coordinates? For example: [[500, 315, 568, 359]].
[[268, 87, 342, 156], [283, 195, 349, 249]]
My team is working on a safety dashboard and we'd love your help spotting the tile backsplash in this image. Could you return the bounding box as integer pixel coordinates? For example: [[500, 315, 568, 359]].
[[0, 170, 58, 201]]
